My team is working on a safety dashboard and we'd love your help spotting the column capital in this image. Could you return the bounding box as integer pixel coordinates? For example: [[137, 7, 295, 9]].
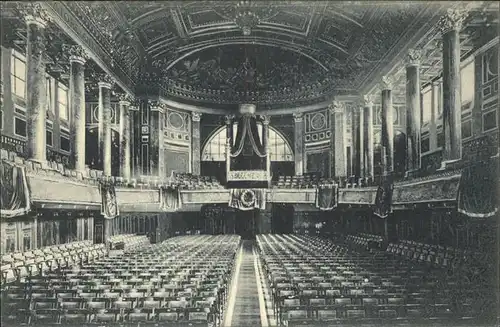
[[328, 101, 345, 114], [224, 114, 235, 125], [437, 8, 468, 35], [98, 74, 114, 89], [405, 49, 422, 67], [293, 112, 303, 122], [148, 100, 165, 112], [118, 93, 134, 106], [18, 3, 49, 28], [63, 44, 89, 64], [362, 95, 375, 107], [192, 112, 202, 122], [381, 76, 393, 90], [261, 115, 271, 125]]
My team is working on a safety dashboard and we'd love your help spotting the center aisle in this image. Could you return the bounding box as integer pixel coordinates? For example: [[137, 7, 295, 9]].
[[226, 240, 263, 327]]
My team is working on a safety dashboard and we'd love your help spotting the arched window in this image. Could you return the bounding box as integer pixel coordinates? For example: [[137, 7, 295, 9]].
[[202, 124, 294, 162]]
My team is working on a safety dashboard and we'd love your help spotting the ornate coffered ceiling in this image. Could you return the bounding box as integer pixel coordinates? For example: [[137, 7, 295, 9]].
[[2, 1, 497, 111]]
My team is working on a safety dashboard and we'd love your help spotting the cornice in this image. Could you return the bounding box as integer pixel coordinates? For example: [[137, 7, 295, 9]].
[[360, 3, 448, 96], [41, 2, 135, 96]]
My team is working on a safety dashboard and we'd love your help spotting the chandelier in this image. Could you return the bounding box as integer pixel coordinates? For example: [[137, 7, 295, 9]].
[[234, 1, 261, 36]]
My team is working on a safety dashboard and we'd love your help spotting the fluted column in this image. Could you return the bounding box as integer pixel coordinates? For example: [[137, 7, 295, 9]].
[[352, 105, 363, 178], [438, 8, 468, 163], [329, 101, 346, 178], [98, 75, 114, 176], [262, 115, 271, 175], [381, 76, 394, 174], [119, 95, 132, 180], [363, 95, 374, 182], [66, 45, 88, 173], [22, 4, 48, 162], [191, 112, 201, 175], [293, 113, 304, 175], [405, 49, 422, 172], [430, 81, 439, 150]]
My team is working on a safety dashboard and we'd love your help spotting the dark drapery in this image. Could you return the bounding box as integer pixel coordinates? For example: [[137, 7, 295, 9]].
[[0, 160, 31, 218], [159, 186, 180, 211], [374, 175, 393, 218], [229, 189, 266, 211], [231, 115, 265, 157], [231, 115, 265, 171], [99, 181, 119, 219], [315, 184, 338, 211], [458, 159, 498, 218]]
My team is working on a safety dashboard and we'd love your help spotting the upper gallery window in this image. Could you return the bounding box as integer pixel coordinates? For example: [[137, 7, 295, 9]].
[[202, 124, 293, 162], [421, 86, 432, 125], [58, 83, 69, 121], [460, 59, 475, 112], [11, 54, 26, 99]]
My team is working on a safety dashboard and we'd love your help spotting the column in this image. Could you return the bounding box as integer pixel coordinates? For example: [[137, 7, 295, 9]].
[[381, 76, 394, 174], [429, 81, 439, 150], [438, 8, 468, 162], [23, 4, 48, 162], [262, 115, 271, 175], [363, 95, 374, 182], [119, 94, 132, 180], [191, 112, 201, 175], [405, 49, 422, 172], [352, 105, 363, 178], [67, 45, 88, 173], [158, 107, 165, 178], [329, 101, 346, 179], [98, 75, 114, 176], [293, 113, 304, 175], [225, 114, 234, 144]]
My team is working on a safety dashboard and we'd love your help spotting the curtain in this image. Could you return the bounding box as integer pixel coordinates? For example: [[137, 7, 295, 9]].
[[99, 181, 119, 219], [458, 159, 498, 218], [231, 115, 266, 158], [0, 160, 31, 218], [229, 189, 266, 211], [159, 186, 180, 211], [315, 184, 338, 211], [373, 175, 393, 218]]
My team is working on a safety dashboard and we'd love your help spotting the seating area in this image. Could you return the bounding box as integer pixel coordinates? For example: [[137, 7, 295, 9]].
[[385, 239, 484, 271], [168, 172, 223, 190], [1, 241, 105, 285], [272, 175, 333, 189], [1, 235, 239, 326], [1, 149, 221, 190], [108, 235, 150, 251], [257, 234, 493, 326]]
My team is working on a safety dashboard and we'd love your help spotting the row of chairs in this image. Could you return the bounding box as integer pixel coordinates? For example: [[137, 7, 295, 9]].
[[1, 241, 106, 285], [108, 235, 149, 251], [1, 235, 240, 326], [257, 234, 493, 326]]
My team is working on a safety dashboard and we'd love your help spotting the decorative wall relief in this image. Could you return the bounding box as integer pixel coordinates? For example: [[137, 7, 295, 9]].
[[165, 108, 190, 144], [304, 108, 330, 145]]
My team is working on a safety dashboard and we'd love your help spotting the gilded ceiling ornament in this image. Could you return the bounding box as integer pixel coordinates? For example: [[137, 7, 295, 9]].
[[293, 112, 303, 123], [17, 2, 49, 27], [328, 101, 345, 114], [406, 49, 422, 67], [437, 8, 469, 35], [381, 76, 393, 90], [191, 112, 202, 122]]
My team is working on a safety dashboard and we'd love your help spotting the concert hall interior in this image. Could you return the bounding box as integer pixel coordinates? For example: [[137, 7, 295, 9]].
[[0, 1, 499, 326]]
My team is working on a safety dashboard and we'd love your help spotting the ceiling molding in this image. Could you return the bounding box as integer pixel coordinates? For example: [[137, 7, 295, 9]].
[[41, 1, 135, 95]]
